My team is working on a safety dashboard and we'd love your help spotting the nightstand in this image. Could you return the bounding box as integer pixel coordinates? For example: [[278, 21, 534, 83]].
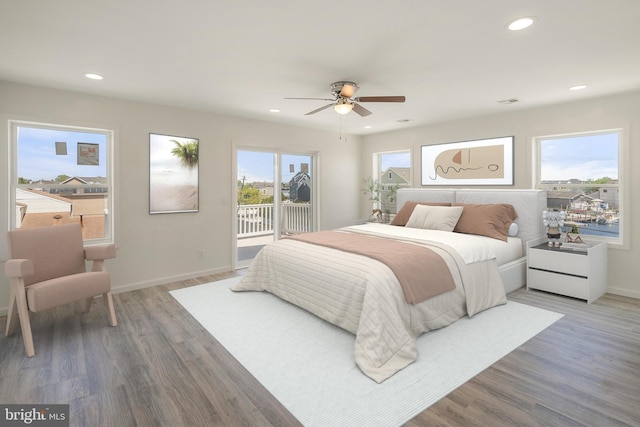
[[526, 238, 608, 303]]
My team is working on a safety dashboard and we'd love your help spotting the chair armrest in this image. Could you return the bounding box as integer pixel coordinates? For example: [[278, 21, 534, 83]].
[[4, 259, 35, 278], [84, 244, 116, 261]]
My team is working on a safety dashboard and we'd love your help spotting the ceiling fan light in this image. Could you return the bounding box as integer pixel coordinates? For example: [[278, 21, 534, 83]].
[[334, 99, 353, 115]]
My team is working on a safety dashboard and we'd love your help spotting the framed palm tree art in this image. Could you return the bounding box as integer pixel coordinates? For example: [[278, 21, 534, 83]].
[[149, 133, 199, 214]]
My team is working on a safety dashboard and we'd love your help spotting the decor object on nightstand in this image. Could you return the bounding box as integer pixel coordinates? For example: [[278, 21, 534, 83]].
[[361, 177, 398, 222], [370, 208, 384, 223], [542, 209, 565, 248]]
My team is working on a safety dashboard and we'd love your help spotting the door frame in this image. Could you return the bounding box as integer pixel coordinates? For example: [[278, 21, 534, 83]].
[[232, 144, 319, 270]]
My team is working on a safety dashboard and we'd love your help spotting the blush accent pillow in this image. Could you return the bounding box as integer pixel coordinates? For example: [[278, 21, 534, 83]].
[[391, 201, 452, 226], [405, 205, 464, 232], [452, 203, 518, 241]]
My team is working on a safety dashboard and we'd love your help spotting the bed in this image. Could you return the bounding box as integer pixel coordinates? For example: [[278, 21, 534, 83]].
[[231, 189, 547, 382]]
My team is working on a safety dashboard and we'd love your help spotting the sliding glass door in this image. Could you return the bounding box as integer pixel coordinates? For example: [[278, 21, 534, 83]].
[[235, 148, 316, 268]]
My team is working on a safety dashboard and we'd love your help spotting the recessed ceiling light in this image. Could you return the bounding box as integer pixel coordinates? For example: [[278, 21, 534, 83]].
[[269, 108, 280, 113], [569, 84, 588, 91], [85, 73, 104, 80], [508, 17, 535, 31]]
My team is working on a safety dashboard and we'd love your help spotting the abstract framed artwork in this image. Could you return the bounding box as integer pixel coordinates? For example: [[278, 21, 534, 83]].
[[421, 136, 514, 186], [149, 133, 199, 214]]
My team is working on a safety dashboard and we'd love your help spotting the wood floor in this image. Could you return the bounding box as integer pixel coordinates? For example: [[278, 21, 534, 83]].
[[1, 272, 639, 427]]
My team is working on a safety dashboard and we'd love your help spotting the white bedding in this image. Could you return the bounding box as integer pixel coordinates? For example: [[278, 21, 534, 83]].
[[343, 223, 522, 265], [231, 223, 508, 382]]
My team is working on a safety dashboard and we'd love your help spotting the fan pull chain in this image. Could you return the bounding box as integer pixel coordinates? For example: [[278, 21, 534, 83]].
[[339, 114, 347, 142]]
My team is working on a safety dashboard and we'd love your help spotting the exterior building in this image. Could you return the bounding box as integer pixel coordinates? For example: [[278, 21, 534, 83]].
[[379, 167, 411, 213], [289, 168, 311, 202], [15, 177, 108, 238]]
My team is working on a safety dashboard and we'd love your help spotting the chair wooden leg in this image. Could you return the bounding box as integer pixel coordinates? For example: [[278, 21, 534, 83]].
[[13, 280, 35, 357], [82, 297, 94, 313], [104, 291, 117, 327], [5, 280, 19, 337]]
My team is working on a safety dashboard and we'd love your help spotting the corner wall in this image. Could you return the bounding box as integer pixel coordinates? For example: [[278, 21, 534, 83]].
[[360, 90, 640, 299]]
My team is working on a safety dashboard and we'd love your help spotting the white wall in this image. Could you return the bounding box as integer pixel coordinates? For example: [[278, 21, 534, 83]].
[[0, 81, 361, 313], [360, 89, 640, 299], [2, 81, 637, 314]]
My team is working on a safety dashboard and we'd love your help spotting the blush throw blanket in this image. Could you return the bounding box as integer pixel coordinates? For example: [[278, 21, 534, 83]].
[[288, 230, 456, 304]]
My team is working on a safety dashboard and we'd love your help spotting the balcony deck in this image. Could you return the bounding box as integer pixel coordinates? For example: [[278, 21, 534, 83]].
[[237, 202, 311, 263], [237, 233, 273, 262]]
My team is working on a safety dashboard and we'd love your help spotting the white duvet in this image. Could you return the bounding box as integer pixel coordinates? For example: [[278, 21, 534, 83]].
[[231, 223, 507, 382]]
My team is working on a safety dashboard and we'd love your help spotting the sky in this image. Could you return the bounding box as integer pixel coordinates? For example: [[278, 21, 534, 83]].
[[17, 126, 107, 181], [380, 151, 411, 170], [539, 133, 618, 181], [237, 151, 312, 183]]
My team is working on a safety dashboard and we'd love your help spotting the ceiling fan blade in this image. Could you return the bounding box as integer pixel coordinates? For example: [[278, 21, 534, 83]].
[[354, 96, 406, 103], [339, 83, 358, 98], [285, 97, 335, 101], [305, 103, 334, 115], [352, 103, 372, 117]]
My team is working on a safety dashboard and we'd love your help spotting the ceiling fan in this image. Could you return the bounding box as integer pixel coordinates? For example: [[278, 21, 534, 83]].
[[285, 81, 405, 116]]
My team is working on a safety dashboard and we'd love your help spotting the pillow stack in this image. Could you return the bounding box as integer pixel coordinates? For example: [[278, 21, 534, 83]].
[[394, 201, 518, 241]]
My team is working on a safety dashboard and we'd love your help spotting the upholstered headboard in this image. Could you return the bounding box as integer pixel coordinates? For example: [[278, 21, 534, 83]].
[[396, 188, 547, 251]]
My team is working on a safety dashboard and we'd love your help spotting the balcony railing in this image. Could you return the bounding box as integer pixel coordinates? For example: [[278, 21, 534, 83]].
[[237, 203, 311, 237]]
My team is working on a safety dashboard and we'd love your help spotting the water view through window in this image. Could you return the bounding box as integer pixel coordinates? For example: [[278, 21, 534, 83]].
[[537, 131, 620, 241]]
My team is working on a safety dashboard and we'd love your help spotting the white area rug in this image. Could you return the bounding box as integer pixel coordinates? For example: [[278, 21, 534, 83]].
[[170, 278, 563, 427]]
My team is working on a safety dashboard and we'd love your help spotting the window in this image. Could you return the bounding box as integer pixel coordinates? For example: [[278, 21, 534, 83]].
[[534, 129, 623, 245], [9, 121, 114, 244], [373, 150, 411, 214]]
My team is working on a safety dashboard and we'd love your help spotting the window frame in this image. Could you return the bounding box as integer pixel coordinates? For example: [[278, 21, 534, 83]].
[[372, 149, 412, 214], [533, 128, 626, 248], [9, 120, 115, 246]]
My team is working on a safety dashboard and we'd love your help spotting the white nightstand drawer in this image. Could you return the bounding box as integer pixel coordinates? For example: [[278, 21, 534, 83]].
[[528, 248, 588, 277], [528, 269, 589, 300]]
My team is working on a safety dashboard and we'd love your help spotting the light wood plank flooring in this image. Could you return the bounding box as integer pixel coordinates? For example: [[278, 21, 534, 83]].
[[1, 272, 639, 426]]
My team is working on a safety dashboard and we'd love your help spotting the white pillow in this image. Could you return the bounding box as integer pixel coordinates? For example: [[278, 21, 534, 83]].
[[508, 222, 519, 237], [405, 205, 464, 232]]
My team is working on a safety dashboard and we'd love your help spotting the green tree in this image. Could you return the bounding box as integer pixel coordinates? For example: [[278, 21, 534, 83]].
[[589, 176, 613, 184], [238, 186, 261, 204], [170, 139, 198, 169], [55, 174, 70, 182]]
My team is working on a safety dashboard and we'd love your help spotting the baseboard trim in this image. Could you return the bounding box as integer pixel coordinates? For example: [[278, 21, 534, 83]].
[[111, 266, 233, 295], [606, 286, 640, 300], [0, 266, 233, 316]]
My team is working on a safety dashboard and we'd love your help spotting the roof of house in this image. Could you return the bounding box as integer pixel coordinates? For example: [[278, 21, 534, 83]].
[[19, 213, 105, 240]]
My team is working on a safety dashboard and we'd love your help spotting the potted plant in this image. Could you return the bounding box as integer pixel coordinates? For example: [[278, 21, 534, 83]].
[[361, 177, 383, 222]]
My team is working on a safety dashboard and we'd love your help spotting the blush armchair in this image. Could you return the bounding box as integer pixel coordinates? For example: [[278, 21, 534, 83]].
[[4, 223, 117, 357]]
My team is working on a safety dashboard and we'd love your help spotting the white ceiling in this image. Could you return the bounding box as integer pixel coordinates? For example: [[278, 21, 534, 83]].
[[1, 0, 639, 135]]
